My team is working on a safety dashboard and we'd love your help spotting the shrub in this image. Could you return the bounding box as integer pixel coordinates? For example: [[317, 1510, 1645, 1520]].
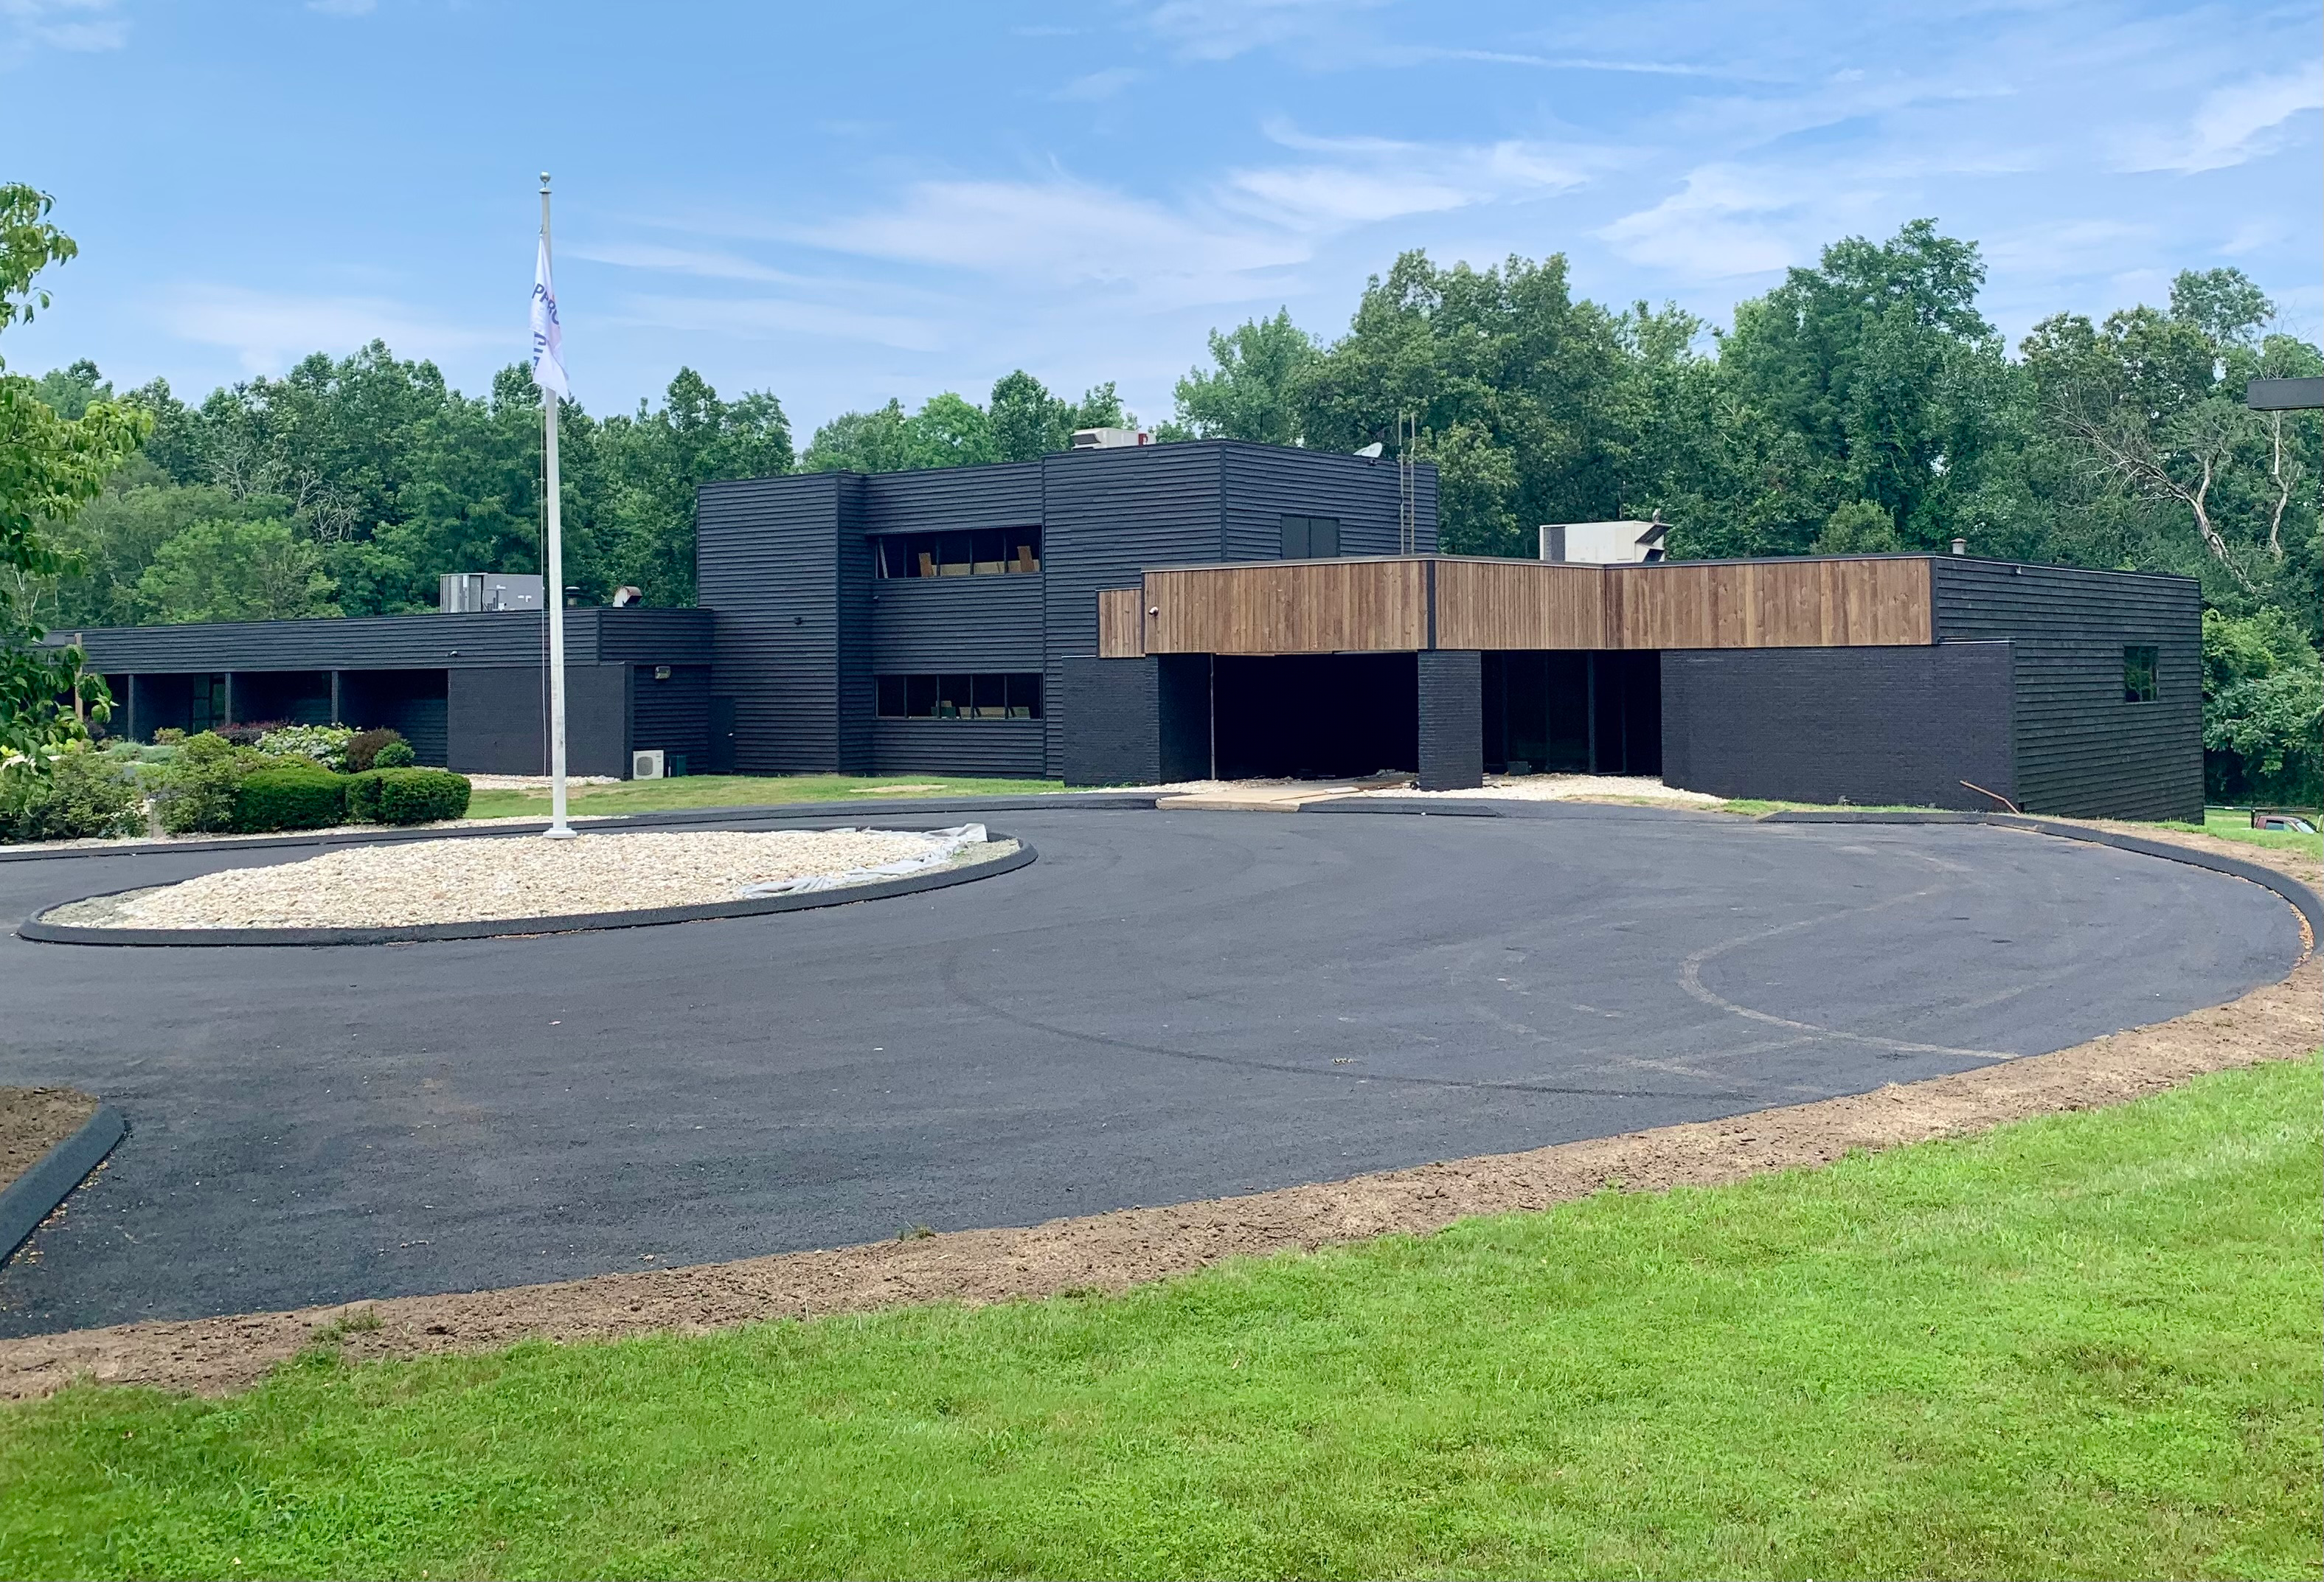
[[232, 766, 348, 833], [258, 724, 355, 771], [153, 732, 255, 834], [372, 738, 417, 769], [343, 728, 407, 773], [347, 768, 469, 825], [217, 720, 293, 749], [151, 727, 185, 745], [0, 749, 145, 843]]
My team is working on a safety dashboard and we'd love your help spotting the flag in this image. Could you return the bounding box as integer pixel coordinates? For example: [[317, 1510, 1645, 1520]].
[[530, 236, 568, 400]]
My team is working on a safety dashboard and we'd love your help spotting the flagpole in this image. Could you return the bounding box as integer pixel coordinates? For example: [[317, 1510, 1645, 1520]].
[[539, 172, 575, 840]]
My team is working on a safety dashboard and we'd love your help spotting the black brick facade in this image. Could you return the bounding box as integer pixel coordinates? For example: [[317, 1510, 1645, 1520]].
[[1661, 643, 2016, 809]]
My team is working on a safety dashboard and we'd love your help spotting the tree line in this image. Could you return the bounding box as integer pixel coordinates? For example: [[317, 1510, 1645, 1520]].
[[7, 192, 2320, 800]]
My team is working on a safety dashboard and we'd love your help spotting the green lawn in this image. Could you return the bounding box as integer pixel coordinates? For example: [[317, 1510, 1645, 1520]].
[[1718, 798, 2322, 861], [4, 1058, 2316, 1580], [465, 772, 1068, 821], [2159, 808, 2323, 861]]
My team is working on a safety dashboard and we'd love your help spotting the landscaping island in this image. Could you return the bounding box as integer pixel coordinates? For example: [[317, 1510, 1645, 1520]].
[[36, 826, 1018, 933]]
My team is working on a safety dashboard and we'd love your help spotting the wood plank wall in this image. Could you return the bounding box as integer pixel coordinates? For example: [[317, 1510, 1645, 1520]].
[[1143, 560, 1428, 654], [1604, 558, 1931, 648], [1432, 560, 1607, 649], [1096, 587, 1145, 658], [1126, 556, 1933, 655]]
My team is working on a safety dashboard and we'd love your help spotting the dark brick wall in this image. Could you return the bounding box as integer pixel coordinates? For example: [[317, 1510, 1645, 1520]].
[[1661, 642, 2016, 809], [1057, 656, 1162, 785], [1418, 649, 1484, 791], [1932, 560, 2201, 819], [446, 664, 629, 777]]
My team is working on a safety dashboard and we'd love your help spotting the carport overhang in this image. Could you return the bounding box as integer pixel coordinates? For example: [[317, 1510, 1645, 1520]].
[[1093, 555, 1940, 791]]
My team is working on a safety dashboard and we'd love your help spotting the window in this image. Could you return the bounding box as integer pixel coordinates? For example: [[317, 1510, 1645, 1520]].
[[875, 673, 1042, 720], [1279, 514, 1341, 559], [876, 527, 1041, 578], [2123, 645, 2158, 704]]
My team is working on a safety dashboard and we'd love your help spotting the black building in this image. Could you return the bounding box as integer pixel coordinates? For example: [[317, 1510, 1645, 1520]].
[[57, 438, 2200, 819]]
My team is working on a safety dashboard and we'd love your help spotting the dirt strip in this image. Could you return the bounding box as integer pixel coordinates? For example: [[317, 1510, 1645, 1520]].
[[0, 1089, 99, 1194], [3, 834, 2316, 1403]]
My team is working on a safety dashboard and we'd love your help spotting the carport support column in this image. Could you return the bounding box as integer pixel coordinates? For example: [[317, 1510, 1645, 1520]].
[[1416, 649, 1484, 792], [330, 670, 343, 726]]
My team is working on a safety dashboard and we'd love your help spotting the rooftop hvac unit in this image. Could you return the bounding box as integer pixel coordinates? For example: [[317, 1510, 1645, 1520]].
[[439, 572, 545, 612], [631, 749, 665, 780], [1070, 426, 1153, 449]]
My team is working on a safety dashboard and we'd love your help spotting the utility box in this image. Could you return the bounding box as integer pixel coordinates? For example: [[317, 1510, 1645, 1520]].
[[631, 749, 665, 780]]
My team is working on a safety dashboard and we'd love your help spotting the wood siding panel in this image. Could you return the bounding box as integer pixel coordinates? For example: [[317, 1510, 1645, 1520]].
[[1096, 588, 1145, 657], [1432, 560, 1605, 649], [1608, 558, 1931, 649], [1144, 559, 1426, 654]]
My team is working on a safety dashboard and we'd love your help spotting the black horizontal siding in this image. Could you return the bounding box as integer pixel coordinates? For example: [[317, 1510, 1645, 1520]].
[[859, 462, 1041, 532], [58, 608, 710, 673], [872, 721, 1049, 777], [1219, 443, 1433, 562], [631, 663, 712, 771], [697, 473, 846, 774], [1039, 444, 1227, 777], [1932, 560, 2201, 819], [870, 575, 1045, 671], [589, 609, 715, 663]]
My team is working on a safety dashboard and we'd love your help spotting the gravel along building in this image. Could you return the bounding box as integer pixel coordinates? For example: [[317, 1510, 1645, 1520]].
[[60, 436, 2200, 819]]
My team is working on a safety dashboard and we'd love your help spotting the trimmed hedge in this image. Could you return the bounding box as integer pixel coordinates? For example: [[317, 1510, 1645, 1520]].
[[346, 768, 470, 825], [232, 767, 348, 833]]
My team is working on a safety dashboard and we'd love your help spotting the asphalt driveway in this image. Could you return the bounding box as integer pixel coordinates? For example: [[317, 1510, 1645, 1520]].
[[0, 804, 2302, 1335]]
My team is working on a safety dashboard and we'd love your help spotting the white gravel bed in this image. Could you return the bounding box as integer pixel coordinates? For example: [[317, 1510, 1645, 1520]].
[[47, 828, 1011, 931]]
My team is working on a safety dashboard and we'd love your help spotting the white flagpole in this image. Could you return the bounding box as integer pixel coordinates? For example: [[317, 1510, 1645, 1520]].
[[539, 173, 575, 839]]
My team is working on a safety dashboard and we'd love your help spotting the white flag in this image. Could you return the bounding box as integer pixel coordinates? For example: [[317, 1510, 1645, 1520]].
[[530, 236, 569, 400]]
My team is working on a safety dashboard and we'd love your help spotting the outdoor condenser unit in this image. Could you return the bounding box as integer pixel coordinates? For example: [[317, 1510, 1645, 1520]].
[[631, 749, 665, 780]]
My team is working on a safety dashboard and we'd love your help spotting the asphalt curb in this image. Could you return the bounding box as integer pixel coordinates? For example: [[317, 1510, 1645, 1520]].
[[0, 794, 1156, 864], [1762, 809, 2323, 943], [18, 839, 1036, 948], [1, 1104, 125, 1266]]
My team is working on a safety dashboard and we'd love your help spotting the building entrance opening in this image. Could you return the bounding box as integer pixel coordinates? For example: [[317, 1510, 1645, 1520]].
[[1484, 651, 1661, 776], [1213, 653, 1418, 780]]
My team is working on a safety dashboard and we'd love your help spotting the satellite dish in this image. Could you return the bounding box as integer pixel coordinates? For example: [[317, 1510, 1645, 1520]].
[[1354, 442, 1384, 458]]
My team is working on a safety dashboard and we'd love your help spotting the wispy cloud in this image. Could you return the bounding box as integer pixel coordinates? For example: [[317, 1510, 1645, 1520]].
[[1055, 66, 1140, 103], [1, 0, 126, 63], [797, 127, 1595, 310], [2120, 63, 2324, 173], [565, 240, 809, 286], [610, 294, 946, 353], [162, 285, 507, 374], [1140, 0, 1390, 63]]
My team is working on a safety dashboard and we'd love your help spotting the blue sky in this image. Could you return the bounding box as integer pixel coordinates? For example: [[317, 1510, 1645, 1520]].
[[4, 1, 2318, 435]]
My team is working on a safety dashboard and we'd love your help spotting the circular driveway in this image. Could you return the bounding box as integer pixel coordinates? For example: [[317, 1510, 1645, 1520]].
[[0, 804, 2303, 1336]]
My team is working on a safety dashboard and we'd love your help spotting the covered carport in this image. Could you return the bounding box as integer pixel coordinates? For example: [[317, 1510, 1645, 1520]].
[[1212, 653, 1417, 780]]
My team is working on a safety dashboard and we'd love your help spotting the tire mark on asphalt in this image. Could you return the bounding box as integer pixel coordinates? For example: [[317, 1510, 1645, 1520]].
[[1676, 875, 2015, 1061]]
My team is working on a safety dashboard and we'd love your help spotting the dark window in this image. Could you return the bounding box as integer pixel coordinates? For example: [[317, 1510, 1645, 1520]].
[[1008, 673, 1042, 719], [1279, 514, 1340, 559], [873, 527, 1043, 577], [873, 673, 1043, 721], [2123, 645, 2158, 703]]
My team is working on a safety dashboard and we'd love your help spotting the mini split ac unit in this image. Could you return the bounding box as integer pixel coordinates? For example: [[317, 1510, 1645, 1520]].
[[631, 749, 665, 780]]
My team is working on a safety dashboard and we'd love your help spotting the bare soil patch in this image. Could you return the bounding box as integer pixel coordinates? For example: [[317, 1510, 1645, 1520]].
[[0, 1090, 99, 1194]]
